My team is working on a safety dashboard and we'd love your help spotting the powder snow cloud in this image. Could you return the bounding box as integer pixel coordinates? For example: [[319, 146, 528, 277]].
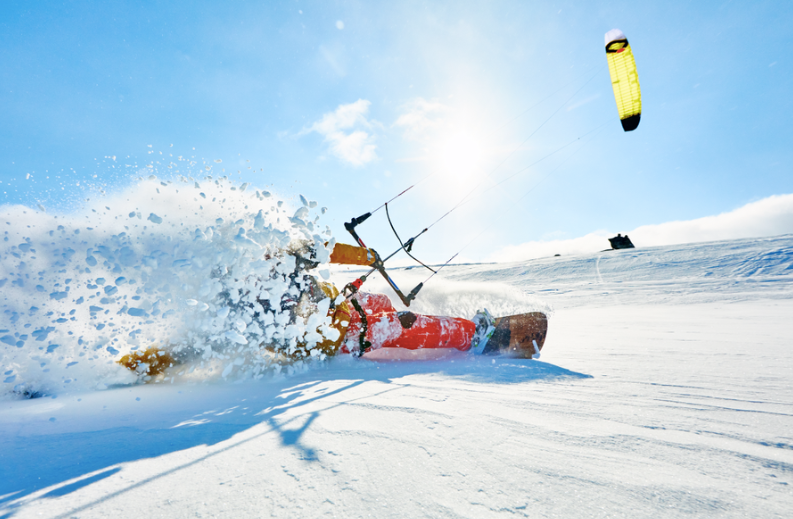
[[489, 193, 793, 262], [304, 99, 378, 167]]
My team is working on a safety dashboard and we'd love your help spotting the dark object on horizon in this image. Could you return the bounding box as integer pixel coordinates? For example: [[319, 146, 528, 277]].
[[608, 234, 635, 250]]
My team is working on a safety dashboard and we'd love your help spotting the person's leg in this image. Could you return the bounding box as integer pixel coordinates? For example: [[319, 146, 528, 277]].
[[343, 292, 475, 353], [380, 312, 475, 351]]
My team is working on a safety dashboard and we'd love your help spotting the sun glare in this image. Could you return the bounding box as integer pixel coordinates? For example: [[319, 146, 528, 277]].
[[431, 129, 487, 200], [437, 131, 484, 174]]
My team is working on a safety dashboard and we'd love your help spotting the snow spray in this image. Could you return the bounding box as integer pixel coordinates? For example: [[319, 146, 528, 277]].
[[1, 175, 336, 399]]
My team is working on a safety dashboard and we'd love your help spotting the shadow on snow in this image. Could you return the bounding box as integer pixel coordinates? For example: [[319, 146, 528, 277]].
[[0, 356, 590, 517]]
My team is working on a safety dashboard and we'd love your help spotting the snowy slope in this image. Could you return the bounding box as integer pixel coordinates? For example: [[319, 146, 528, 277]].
[[427, 234, 793, 307], [2, 225, 793, 517]]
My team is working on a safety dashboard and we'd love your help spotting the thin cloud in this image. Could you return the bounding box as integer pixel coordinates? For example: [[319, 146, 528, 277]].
[[488, 193, 793, 262], [393, 98, 448, 140], [303, 100, 378, 167], [631, 193, 793, 246]]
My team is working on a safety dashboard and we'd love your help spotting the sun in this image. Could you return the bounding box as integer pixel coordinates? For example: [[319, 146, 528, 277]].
[[430, 128, 487, 199]]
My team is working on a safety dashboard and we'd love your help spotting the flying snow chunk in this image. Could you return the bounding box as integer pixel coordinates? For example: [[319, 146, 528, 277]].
[[254, 210, 265, 230], [221, 363, 234, 378], [225, 330, 248, 345], [234, 228, 262, 250], [147, 213, 163, 224], [336, 20, 344, 29]]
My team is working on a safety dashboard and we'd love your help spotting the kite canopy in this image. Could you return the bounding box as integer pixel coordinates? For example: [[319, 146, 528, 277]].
[[605, 28, 641, 131], [604, 28, 626, 46]]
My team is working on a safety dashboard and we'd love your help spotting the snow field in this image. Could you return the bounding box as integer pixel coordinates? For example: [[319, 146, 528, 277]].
[[1, 196, 793, 517], [2, 297, 791, 518]]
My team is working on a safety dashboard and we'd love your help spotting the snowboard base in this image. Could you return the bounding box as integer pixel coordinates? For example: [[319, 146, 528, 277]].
[[481, 312, 548, 358]]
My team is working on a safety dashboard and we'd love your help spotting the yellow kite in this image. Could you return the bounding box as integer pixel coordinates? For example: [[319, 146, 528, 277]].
[[605, 29, 641, 131]]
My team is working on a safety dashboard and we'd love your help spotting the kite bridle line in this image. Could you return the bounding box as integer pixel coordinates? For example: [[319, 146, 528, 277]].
[[340, 119, 607, 307], [340, 228, 426, 307], [416, 119, 608, 288], [340, 70, 604, 306], [385, 203, 434, 274], [341, 205, 429, 307]]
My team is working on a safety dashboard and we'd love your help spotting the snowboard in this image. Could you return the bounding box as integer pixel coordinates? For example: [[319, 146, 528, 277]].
[[480, 312, 548, 358]]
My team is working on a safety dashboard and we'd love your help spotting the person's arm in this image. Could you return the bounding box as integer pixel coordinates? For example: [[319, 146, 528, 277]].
[[329, 243, 376, 266]]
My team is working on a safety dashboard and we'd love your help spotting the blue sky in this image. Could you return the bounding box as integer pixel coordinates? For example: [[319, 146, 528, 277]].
[[2, 0, 792, 262]]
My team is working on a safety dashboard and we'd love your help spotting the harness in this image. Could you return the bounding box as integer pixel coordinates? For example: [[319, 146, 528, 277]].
[[349, 297, 372, 356]]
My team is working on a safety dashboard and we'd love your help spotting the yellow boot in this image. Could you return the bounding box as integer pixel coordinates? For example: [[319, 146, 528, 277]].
[[118, 347, 174, 377]]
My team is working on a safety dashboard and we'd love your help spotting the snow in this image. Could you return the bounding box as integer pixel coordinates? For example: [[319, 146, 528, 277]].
[[0, 177, 335, 397], [2, 184, 793, 516]]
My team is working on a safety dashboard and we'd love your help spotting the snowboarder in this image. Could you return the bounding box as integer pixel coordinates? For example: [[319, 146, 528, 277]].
[[118, 243, 546, 376]]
